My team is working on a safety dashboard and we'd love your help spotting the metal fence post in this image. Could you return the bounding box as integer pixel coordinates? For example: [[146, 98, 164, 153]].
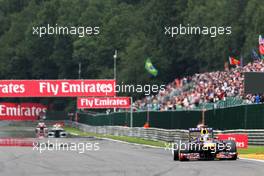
[[244, 105, 247, 129], [130, 97, 133, 128]]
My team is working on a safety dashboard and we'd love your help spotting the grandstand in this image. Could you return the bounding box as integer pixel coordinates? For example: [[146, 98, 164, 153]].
[[134, 60, 264, 111]]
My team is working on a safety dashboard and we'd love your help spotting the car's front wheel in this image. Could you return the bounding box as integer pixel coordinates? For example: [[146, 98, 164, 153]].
[[225, 140, 237, 160], [173, 144, 179, 161]]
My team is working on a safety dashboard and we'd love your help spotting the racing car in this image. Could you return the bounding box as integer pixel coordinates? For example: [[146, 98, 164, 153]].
[[48, 123, 67, 138], [35, 122, 48, 138], [173, 125, 237, 161]]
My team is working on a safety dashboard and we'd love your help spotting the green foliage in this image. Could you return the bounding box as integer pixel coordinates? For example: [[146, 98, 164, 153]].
[[0, 0, 263, 109]]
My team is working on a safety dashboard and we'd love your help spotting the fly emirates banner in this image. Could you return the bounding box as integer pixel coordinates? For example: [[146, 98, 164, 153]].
[[0, 80, 116, 97], [0, 103, 47, 120]]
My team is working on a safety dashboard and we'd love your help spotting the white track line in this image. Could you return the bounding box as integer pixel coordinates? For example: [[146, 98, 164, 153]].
[[239, 158, 264, 163], [100, 137, 164, 149], [68, 131, 164, 149], [102, 138, 264, 163], [69, 132, 264, 163]]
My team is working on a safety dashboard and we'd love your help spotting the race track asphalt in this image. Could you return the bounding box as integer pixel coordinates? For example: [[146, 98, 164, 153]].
[[0, 137, 263, 176]]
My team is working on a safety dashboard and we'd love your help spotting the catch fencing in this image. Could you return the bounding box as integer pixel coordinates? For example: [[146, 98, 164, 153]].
[[77, 103, 264, 129]]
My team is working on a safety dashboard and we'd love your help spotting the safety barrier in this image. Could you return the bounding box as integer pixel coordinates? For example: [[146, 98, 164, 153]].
[[66, 121, 264, 145], [217, 129, 264, 145]]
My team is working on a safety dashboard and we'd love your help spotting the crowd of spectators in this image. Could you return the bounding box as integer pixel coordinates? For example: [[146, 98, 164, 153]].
[[134, 60, 264, 111]]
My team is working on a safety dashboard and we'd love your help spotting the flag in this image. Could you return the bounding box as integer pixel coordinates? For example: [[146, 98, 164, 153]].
[[259, 45, 264, 55], [229, 56, 240, 65], [252, 48, 260, 60], [258, 35, 264, 56], [145, 58, 158, 76]]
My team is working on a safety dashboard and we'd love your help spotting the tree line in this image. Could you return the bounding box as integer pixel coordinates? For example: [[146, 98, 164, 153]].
[[0, 0, 263, 110]]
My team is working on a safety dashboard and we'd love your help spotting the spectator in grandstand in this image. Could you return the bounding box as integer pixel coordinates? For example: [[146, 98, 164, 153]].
[[255, 94, 261, 103], [134, 60, 264, 111]]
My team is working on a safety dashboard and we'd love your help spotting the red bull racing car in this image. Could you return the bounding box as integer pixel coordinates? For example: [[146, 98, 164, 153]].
[[173, 126, 237, 161]]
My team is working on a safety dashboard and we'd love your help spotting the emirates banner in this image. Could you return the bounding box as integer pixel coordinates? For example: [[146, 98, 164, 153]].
[[0, 80, 115, 97], [0, 103, 47, 120], [77, 97, 131, 109], [217, 134, 248, 148]]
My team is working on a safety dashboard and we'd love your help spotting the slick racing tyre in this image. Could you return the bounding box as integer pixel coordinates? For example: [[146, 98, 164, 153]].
[[173, 143, 179, 161]]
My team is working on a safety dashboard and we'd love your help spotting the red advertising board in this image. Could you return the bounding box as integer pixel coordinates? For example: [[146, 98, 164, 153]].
[[0, 103, 47, 120], [77, 97, 131, 109], [0, 138, 34, 146], [217, 134, 248, 148], [0, 80, 115, 97]]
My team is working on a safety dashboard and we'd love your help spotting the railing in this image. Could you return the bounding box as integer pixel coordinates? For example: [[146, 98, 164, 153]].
[[67, 121, 264, 145]]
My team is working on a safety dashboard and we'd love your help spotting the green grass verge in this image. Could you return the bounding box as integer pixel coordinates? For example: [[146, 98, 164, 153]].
[[64, 126, 264, 154], [238, 146, 264, 154], [64, 126, 165, 147]]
